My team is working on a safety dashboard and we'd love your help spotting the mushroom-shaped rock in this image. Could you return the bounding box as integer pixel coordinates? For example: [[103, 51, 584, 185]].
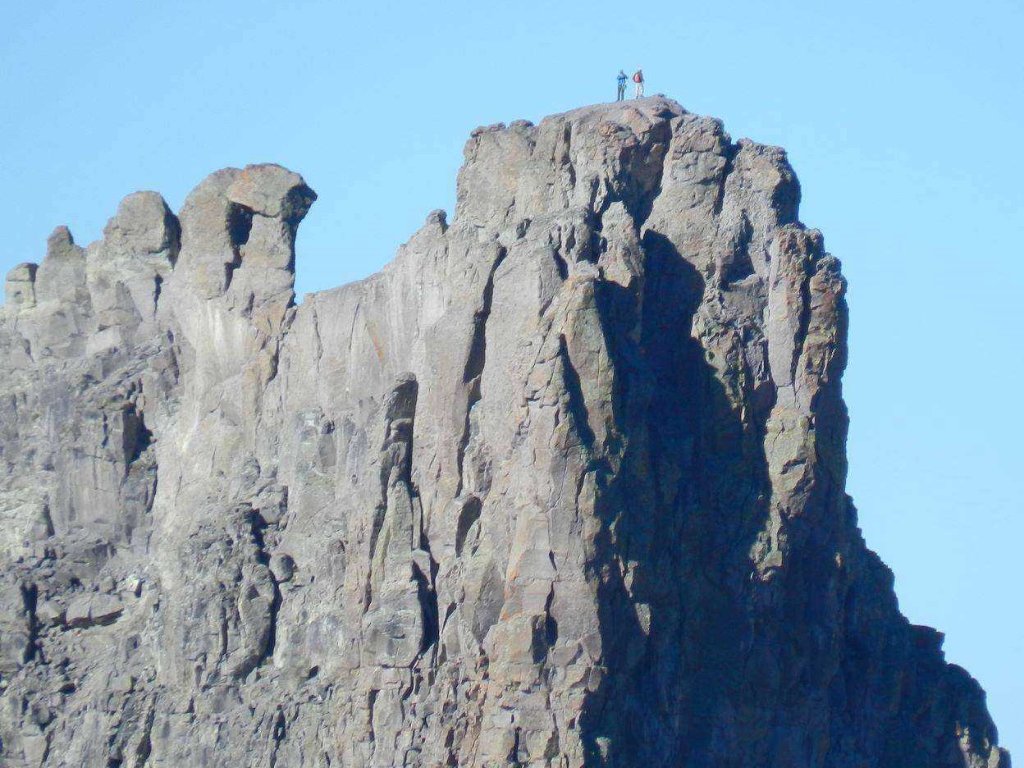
[[220, 165, 315, 310], [4, 263, 37, 310], [174, 165, 316, 302], [226, 164, 316, 224]]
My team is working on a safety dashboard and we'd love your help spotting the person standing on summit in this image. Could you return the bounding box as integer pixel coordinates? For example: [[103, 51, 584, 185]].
[[633, 68, 645, 98], [616, 70, 628, 101]]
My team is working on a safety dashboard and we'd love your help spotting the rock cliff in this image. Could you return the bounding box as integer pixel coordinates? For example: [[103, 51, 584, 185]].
[[0, 97, 1009, 767]]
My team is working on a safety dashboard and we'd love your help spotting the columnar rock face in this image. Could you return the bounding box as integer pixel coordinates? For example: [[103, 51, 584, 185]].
[[0, 100, 1009, 767]]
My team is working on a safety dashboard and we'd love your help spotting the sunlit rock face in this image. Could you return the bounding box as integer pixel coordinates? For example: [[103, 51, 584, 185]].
[[0, 99, 1008, 768]]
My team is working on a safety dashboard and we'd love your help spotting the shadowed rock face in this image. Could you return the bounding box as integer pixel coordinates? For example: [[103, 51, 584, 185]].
[[0, 99, 1008, 768]]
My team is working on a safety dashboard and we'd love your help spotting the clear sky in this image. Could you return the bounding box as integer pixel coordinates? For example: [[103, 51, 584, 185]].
[[2, 0, 1021, 751]]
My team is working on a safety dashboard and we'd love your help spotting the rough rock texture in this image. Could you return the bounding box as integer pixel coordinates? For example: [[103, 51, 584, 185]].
[[0, 100, 1009, 767]]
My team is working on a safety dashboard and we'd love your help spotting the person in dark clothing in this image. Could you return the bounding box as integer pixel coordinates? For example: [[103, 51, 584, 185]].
[[616, 70, 628, 101]]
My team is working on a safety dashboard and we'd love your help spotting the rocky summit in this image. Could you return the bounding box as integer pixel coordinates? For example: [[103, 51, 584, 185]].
[[0, 97, 1009, 768]]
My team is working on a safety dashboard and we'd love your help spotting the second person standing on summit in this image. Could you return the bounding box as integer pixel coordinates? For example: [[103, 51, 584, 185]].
[[633, 68, 645, 98]]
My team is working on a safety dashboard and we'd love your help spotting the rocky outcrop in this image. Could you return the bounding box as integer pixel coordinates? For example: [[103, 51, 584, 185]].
[[0, 98, 1008, 767]]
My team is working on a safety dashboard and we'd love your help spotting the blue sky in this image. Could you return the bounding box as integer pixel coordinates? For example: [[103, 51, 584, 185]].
[[2, 0, 1021, 751]]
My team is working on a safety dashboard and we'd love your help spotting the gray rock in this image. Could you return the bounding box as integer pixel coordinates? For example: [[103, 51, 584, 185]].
[[4, 262, 37, 310], [10, 225, 94, 359], [226, 163, 317, 222], [65, 593, 123, 628], [85, 190, 179, 355], [0, 97, 1009, 768]]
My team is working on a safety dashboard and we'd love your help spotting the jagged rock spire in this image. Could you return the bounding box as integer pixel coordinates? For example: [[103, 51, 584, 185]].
[[0, 99, 1008, 768]]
